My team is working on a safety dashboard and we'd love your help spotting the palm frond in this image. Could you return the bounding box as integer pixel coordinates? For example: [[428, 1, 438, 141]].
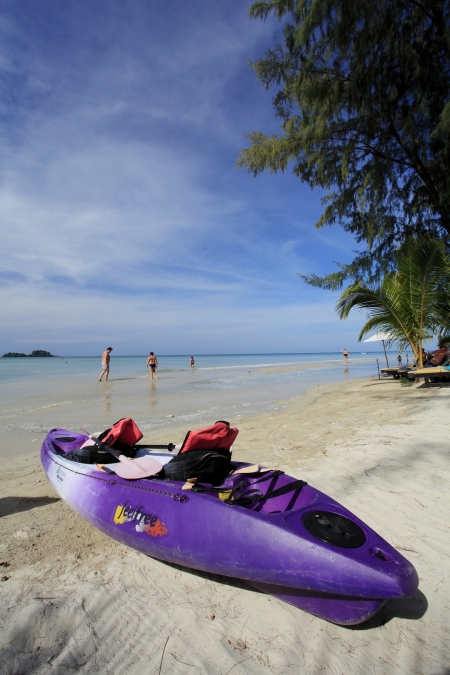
[[336, 237, 450, 359]]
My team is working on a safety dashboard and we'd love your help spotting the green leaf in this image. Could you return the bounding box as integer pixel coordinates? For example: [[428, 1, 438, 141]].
[[240, 0, 450, 283]]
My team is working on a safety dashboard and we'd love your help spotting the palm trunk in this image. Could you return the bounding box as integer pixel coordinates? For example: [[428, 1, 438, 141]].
[[413, 341, 424, 368], [382, 340, 389, 367], [410, 341, 421, 367]]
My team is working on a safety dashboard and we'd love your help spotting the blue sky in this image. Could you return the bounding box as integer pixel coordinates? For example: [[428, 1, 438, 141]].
[[0, 0, 373, 356]]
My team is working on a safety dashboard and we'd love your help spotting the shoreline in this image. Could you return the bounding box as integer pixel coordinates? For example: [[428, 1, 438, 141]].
[[0, 357, 379, 459], [1, 376, 449, 673]]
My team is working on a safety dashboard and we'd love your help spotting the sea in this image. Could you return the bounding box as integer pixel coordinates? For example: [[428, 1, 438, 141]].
[[0, 352, 407, 456]]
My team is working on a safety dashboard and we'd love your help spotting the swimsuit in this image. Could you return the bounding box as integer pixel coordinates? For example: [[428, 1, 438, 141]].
[[102, 362, 109, 371]]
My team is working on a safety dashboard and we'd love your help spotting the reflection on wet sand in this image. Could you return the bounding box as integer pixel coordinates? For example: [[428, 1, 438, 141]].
[[102, 389, 111, 413], [0, 356, 382, 458], [149, 380, 157, 408]]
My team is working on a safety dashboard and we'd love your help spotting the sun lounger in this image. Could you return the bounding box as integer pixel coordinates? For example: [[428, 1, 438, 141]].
[[380, 366, 401, 378], [382, 365, 416, 379], [407, 358, 450, 382]]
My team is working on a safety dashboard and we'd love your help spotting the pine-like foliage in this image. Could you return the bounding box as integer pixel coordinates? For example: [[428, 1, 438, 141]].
[[238, 0, 450, 288], [336, 238, 450, 366]]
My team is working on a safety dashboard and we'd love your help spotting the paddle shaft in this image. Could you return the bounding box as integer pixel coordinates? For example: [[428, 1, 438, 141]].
[[80, 429, 176, 454], [80, 428, 164, 479], [136, 443, 176, 452], [91, 435, 132, 462], [80, 429, 134, 465]]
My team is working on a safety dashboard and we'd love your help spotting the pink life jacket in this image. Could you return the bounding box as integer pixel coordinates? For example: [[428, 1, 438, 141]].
[[179, 420, 238, 454], [100, 418, 143, 448]]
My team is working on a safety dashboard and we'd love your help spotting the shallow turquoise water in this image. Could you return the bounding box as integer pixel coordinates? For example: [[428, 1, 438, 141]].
[[0, 351, 404, 385], [0, 352, 410, 454]]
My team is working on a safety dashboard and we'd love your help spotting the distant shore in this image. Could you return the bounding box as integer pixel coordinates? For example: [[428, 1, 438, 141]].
[[2, 350, 56, 358]]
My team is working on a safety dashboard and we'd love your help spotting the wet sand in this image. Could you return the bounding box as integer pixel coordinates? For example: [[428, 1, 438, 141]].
[[0, 377, 449, 674], [0, 357, 375, 458]]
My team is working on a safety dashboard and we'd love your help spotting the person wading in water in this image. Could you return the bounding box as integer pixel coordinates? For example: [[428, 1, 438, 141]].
[[146, 352, 158, 379], [99, 347, 113, 381]]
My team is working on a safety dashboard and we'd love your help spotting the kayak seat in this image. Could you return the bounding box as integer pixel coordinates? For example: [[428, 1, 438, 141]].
[[54, 442, 119, 465]]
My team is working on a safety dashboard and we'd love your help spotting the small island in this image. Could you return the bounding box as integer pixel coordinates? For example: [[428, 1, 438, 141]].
[[2, 350, 55, 358]]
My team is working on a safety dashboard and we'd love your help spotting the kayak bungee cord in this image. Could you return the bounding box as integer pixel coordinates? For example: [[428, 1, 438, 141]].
[[44, 446, 187, 502]]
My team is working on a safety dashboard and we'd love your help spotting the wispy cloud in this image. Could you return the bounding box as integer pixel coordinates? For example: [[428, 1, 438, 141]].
[[0, 0, 362, 355], [0, 278, 364, 354]]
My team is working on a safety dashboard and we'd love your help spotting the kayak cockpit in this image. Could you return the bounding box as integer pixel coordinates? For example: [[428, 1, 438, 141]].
[[47, 431, 315, 514]]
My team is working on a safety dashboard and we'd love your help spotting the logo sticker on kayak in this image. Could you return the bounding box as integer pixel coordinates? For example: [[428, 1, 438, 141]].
[[114, 502, 168, 537], [56, 467, 66, 483]]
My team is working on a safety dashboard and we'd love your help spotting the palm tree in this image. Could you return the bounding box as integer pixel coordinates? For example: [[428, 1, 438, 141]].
[[336, 238, 450, 368]]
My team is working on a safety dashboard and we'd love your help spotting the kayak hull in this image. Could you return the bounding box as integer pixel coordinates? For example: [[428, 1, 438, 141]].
[[249, 582, 386, 625], [41, 429, 418, 625]]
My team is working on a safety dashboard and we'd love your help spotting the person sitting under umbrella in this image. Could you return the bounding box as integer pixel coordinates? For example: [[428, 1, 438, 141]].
[[426, 339, 449, 367]]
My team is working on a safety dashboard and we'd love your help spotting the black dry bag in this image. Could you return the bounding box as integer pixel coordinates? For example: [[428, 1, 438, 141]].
[[164, 448, 232, 486]]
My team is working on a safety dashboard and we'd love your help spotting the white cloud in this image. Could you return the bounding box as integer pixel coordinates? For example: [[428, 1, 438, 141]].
[[0, 278, 361, 355], [0, 2, 364, 355]]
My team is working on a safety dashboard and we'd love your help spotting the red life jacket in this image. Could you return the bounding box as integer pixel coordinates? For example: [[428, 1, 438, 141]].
[[179, 420, 238, 454], [100, 418, 143, 448]]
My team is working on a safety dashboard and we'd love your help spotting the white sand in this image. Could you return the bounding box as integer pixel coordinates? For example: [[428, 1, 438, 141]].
[[0, 377, 449, 674]]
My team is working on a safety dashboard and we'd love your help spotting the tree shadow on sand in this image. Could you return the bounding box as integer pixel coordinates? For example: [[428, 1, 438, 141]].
[[0, 495, 60, 518]]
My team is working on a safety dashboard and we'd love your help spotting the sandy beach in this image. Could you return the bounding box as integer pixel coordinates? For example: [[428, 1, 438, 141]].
[[1, 375, 449, 674]]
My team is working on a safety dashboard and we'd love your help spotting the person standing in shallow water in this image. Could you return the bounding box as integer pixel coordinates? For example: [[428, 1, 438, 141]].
[[147, 351, 158, 379], [99, 347, 113, 381], [343, 349, 349, 363], [190, 356, 195, 368]]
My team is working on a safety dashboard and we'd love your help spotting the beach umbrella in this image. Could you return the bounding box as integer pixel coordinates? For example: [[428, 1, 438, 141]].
[[363, 332, 395, 367]]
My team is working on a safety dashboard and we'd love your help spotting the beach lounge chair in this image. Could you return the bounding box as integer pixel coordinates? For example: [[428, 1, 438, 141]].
[[380, 366, 401, 378], [407, 357, 450, 383], [382, 365, 416, 379]]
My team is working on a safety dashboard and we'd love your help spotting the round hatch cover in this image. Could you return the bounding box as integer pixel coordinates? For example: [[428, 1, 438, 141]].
[[302, 510, 366, 548]]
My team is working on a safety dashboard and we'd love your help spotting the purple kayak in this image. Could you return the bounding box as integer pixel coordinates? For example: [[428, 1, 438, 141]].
[[41, 428, 418, 625]]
